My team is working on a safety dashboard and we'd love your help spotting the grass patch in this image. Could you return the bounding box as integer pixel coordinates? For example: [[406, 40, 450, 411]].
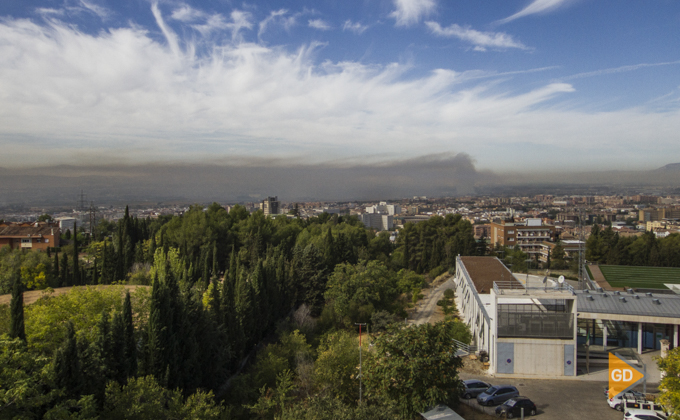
[[599, 265, 680, 290]]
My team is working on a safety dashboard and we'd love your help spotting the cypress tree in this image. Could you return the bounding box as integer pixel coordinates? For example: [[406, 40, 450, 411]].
[[101, 242, 108, 285], [53, 321, 82, 397], [110, 311, 125, 384], [60, 251, 69, 286], [212, 242, 218, 278], [122, 291, 137, 378], [92, 257, 99, 284], [72, 222, 80, 286], [9, 278, 26, 341], [53, 251, 60, 280]]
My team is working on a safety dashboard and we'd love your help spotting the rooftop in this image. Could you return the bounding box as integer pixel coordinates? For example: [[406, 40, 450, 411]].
[[459, 256, 520, 294], [575, 289, 680, 319]]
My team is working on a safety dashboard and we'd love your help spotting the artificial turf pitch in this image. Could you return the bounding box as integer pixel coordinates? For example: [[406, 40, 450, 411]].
[[599, 265, 680, 290]]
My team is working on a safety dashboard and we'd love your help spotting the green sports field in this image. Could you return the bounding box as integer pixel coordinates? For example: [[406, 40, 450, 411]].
[[599, 265, 680, 290]]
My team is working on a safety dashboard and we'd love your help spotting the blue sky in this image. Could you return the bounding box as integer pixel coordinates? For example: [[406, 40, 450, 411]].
[[1, 0, 679, 172]]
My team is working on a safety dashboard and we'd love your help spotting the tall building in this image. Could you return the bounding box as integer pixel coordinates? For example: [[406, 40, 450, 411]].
[[260, 196, 280, 216]]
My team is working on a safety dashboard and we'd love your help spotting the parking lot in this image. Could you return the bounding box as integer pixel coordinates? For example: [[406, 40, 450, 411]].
[[459, 373, 655, 420]]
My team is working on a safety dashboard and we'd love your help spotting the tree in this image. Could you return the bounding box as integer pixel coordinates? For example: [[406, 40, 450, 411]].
[[363, 321, 466, 418], [314, 330, 361, 403], [72, 222, 80, 286], [657, 347, 680, 420], [53, 321, 83, 398], [9, 277, 26, 342], [37, 214, 54, 222], [122, 291, 137, 379]]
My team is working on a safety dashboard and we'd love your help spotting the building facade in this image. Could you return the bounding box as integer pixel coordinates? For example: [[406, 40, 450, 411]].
[[490, 218, 556, 256], [260, 196, 280, 216], [0, 224, 61, 252]]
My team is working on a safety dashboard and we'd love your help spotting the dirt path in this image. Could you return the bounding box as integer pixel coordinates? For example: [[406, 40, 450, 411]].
[[0, 285, 150, 306], [588, 264, 621, 291], [409, 275, 455, 325]]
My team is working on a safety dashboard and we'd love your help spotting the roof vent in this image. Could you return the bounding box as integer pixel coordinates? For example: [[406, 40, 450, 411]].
[[602, 293, 609, 298], [633, 295, 640, 299], [619, 297, 627, 303], [588, 296, 594, 301], [585, 289, 590, 294], [653, 299, 661, 305], [615, 291, 621, 295], [627, 288, 635, 294], [646, 292, 653, 297], [597, 287, 604, 292]]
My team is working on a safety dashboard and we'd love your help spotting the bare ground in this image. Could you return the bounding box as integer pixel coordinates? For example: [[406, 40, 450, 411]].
[[0, 285, 150, 306]]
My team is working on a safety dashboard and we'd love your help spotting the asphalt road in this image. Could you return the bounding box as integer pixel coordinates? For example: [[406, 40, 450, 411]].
[[460, 373, 625, 420]]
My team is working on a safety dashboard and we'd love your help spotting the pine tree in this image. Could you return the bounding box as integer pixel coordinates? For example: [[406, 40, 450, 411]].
[[92, 257, 98, 284], [9, 278, 26, 342], [122, 291, 137, 378]]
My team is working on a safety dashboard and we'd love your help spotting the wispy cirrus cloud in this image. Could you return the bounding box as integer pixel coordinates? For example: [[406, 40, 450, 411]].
[[258, 9, 298, 38], [390, 0, 436, 27], [1, 4, 680, 173], [308, 19, 331, 30], [560, 60, 680, 81], [426, 22, 528, 51], [343, 20, 368, 34], [497, 0, 570, 25]]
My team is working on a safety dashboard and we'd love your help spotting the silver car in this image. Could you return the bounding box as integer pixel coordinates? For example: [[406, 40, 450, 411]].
[[476, 385, 519, 406], [462, 379, 491, 399]]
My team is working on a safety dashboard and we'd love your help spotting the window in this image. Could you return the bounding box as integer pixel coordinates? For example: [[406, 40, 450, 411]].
[[45, 239, 49, 243]]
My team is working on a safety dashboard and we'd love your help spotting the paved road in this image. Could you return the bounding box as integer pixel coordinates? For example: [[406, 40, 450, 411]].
[[460, 372, 626, 420], [410, 276, 455, 325]]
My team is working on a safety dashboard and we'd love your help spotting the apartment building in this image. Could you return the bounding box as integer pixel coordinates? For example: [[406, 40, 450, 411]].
[[0, 223, 60, 251], [490, 218, 556, 256], [260, 196, 280, 216], [639, 207, 680, 222]]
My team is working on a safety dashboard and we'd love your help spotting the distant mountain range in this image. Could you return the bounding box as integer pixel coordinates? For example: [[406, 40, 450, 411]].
[[657, 163, 680, 171]]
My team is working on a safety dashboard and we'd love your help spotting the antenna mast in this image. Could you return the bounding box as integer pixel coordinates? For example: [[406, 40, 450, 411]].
[[578, 206, 586, 290]]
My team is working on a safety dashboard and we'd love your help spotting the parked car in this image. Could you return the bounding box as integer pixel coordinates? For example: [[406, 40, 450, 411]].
[[476, 385, 519, 406], [604, 386, 644, 399], [622, 399, 668, 418], [462, 379, 492, 399], [624, 408, 667, 420], [608, 391, 646, 411], [494, 397, 537, 418]]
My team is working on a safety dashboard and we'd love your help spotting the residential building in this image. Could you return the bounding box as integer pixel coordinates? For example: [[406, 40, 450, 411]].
[[359, 213, 393, 231], [537, 240, 584, 264], [260, 196, 280, 216], [490, 218, 556, 256], [0, 223, 60, 251]]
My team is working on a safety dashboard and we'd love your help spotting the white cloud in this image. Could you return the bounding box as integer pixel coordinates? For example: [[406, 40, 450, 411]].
[[390, 0, 436, 27], [258, 9, 298, 38], [78, 0, 111, 20], [561, 60, 680, 81], [497, 0, 570, 25], [0, 11, 679, 171], [308, 19, 331, 30], [342, 20, 368, 34], [171, 5, 205, 22], [426, 22, 528, 50]]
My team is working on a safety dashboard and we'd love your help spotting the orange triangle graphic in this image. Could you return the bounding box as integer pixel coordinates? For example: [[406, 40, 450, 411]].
[[608, 353, 645, 398]]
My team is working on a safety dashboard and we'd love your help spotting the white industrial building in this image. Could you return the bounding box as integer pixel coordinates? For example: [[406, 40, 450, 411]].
[[454, 256, 680, 378], [359, 213, 393, 231]]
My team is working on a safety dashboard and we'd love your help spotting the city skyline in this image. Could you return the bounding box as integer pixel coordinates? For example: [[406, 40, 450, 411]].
[[1, 0, 680, 172]]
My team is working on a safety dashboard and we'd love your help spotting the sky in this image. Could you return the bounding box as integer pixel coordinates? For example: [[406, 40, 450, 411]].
[[1, 0, 680, 174]]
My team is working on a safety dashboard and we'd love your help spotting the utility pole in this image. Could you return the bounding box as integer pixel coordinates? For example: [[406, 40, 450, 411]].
[[578, 206, 586, 290], [355, 322, 367, 404]]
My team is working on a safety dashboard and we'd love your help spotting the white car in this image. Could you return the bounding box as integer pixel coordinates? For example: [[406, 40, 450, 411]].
[[607, 391, 645, 411], [624, 408, 666, 420]]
